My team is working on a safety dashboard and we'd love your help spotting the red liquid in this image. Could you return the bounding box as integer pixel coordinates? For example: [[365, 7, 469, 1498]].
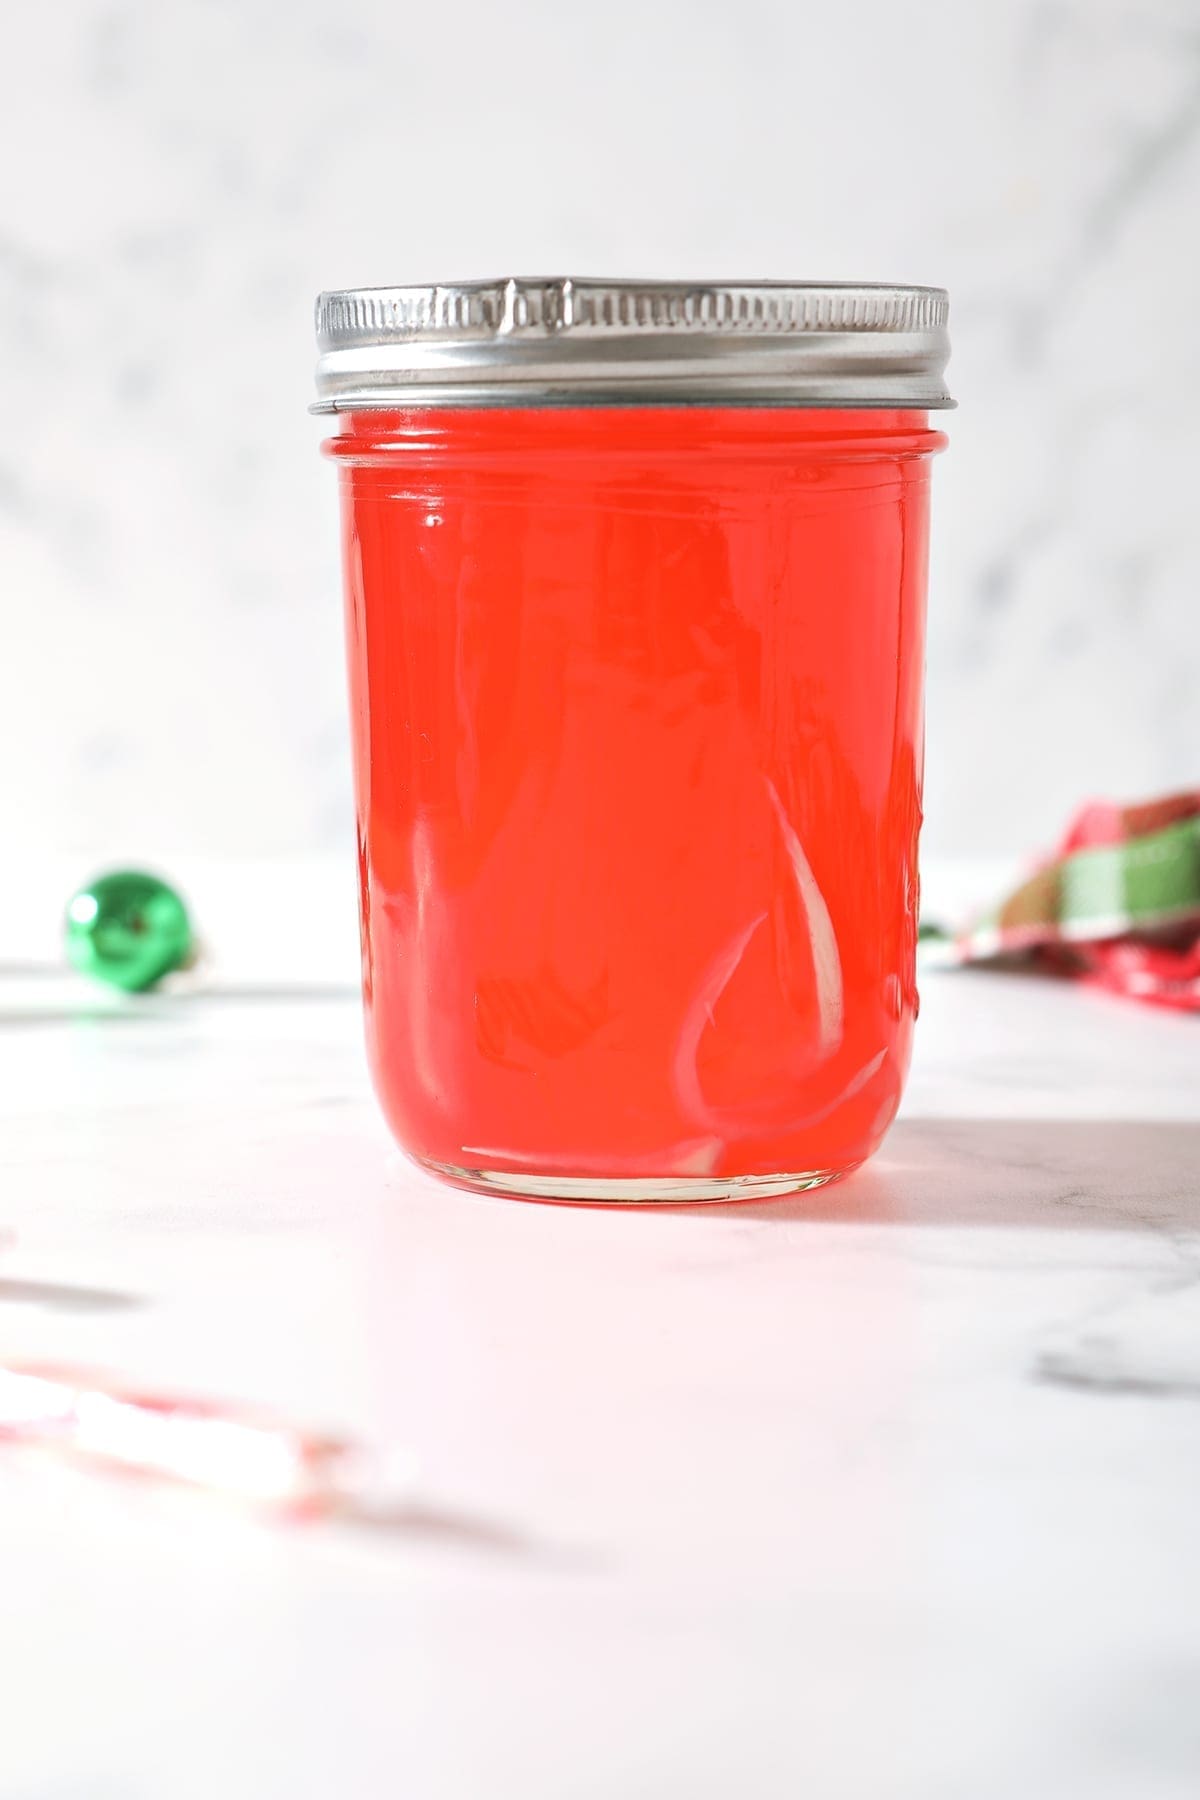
[[330, 407, 944, 1195]]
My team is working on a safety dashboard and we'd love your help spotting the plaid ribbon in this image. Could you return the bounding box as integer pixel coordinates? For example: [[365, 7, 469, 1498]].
[[930, 790, 1200, 1011]]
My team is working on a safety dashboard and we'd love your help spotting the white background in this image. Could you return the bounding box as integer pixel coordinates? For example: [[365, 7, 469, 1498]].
[[2, 0, 1197, 865]]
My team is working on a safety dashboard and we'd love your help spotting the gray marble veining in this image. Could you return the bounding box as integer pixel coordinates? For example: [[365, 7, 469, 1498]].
[[0, 0, 1197, 870], [0, 853, 1198, 1797]]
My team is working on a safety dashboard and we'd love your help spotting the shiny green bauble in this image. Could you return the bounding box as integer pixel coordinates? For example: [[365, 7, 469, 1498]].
[[65, 869, 195, 993]]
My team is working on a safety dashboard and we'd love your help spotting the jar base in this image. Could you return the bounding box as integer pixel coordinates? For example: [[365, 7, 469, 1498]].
[[419, 1159, 860, 1205]]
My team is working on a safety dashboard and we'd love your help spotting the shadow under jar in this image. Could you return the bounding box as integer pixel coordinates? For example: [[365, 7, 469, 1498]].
[[314, 278, 952, 1203]]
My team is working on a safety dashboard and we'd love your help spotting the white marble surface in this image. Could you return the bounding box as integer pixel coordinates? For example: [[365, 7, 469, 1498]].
[[2, 0, 1198, 866], [0, 860, 1198, 1798]]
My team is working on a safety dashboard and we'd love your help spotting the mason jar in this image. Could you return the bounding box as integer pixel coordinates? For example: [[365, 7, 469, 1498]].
[[315, 278, 951, 1202]]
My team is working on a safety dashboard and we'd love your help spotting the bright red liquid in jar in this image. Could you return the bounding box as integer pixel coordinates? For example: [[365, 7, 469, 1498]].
[[330, 407, 944, 1192]]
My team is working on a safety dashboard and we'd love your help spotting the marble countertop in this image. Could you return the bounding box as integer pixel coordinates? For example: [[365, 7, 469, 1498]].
[[0, 861, 1197, 1799]]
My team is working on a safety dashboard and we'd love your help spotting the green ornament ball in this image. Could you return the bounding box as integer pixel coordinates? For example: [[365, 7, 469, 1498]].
[[65, 869, 195, 993]]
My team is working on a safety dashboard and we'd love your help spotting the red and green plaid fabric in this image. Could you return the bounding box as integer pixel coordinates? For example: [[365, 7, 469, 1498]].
[[934, 790, 1200, 1011]]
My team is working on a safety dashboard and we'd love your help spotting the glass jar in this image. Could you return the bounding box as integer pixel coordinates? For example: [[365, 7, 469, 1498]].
[[315, 279, 951, 1202]]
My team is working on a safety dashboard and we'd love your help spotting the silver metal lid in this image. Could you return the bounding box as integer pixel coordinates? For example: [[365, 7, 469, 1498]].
[[312, 277, 953, 410]]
